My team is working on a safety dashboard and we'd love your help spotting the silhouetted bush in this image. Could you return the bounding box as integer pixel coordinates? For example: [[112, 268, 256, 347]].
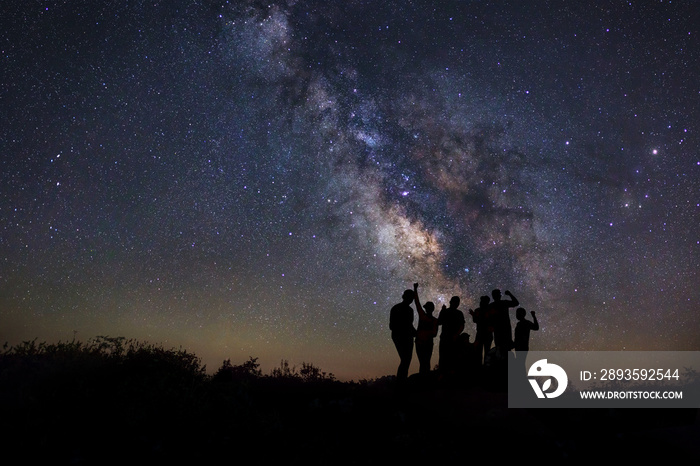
[[268, 359, 336, 381], [211, 356, 262, 383]]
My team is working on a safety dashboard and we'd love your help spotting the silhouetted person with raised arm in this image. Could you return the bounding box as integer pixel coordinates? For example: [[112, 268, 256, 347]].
[[413, 283, 439, 375], [514, 308, 539, 374], [437, 296, 465, 377], [514, 308, 539, 352], [390, 288, 416, 382], [488, 289, 519, 355], [468, 295, 492, 365]]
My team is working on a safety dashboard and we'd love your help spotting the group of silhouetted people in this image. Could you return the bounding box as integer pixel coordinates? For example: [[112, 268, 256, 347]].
[[389, 283, 539, 384]]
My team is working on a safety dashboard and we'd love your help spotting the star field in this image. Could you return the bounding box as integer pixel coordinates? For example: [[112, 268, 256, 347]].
[[2, 1, 699, 380]]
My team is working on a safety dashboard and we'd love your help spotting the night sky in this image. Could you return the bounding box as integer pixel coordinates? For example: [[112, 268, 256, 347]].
[[2, 1, 699, 381]]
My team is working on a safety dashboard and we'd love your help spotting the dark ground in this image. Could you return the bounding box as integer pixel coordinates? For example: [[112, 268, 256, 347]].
[[1, 340, 698, 464]]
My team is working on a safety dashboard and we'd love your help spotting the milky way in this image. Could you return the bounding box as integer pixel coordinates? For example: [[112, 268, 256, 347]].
[[2, 1, 699, 379]]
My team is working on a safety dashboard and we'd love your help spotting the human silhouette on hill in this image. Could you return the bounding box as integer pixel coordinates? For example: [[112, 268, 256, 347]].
[[389, 288, 416, 382], [514, 308, 539, 352], [488, 289, 519, 355], [468, 295, 492, 365], [437, 296, 465, 376], [413, 283, 439, 375], [514, 308, 539, 373]]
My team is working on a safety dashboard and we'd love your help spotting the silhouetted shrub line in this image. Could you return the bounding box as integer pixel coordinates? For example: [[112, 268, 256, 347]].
[[0, 336, 386, 462], [1, 336, 697, 464]]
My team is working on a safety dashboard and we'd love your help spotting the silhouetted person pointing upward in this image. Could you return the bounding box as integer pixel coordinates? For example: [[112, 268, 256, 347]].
[[390, 288, 416, 382]]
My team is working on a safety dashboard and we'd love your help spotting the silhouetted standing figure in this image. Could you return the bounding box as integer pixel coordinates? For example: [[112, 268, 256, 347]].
[[390, 289, 416, 382], [488, 289, 519, 355], [468, 295, 492, 365], [514, 308, 539, 352], [413, 283, 439, 375], [514, 308, 539, 373], [437, 296, 465, 376]]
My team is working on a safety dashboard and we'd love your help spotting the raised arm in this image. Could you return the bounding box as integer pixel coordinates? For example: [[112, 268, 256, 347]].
[[531, 311, 539, 331], [504, 290, 519, 308], [413, 283, 427, 320]]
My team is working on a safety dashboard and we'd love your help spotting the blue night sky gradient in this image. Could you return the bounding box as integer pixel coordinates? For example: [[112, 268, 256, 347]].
[[2, 1, 699, 380]]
